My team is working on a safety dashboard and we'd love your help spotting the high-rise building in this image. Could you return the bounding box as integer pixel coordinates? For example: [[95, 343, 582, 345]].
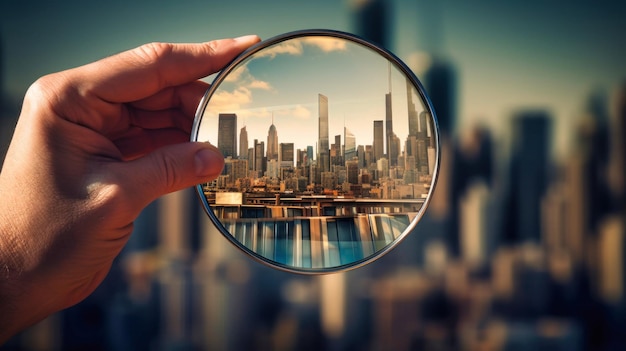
[[365, 145, 374, 168], [373, 120, 384, 162], [377, 157, 389, 179], [352, 0, 389, 49], [407, 78, 419, 137], [307, 146, 314, 166], [344, 127, 357, 163], [318, 94, 330, 173], [279, 142, 294, 168], [239, 126, 248, 159], [614, 82, 625, 208], [346, 159, 359, 185], [224, 158, 248, 187], [217, 113, 237, 158], [267, 159, 280, 179], [267, 121, 278, 161], [253, 139, 265, 175], [357, 145, 365, 168], [503, 111, 552, 243], [385, 92, 399, 166], [424, 61, 456, 136], [331, 134, 342, 166]]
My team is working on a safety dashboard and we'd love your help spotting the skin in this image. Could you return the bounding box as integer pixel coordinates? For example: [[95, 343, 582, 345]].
[[0, 35, 261, 343]]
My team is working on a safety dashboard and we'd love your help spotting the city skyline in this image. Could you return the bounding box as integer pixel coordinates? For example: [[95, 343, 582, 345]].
[[197, 35, 431, 155], [210, 83, 436, 203]]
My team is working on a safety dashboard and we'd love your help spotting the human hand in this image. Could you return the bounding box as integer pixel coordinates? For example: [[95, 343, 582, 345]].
[[0, 35, 260, 342]]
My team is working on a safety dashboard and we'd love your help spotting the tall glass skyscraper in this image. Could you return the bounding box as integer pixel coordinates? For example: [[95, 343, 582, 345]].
[[344, 126, 357, 163], [218, 113, 237, 158], [318, 94, 330, 173], [407, 78, 419, 137], [239, 126, 248, 159]]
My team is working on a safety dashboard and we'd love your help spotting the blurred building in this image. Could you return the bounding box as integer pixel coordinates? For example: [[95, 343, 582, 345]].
[[502, 111, 552, 244]]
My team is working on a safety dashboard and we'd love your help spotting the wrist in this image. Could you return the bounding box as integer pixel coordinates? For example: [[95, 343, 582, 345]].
[[0, 192, 53, 344]]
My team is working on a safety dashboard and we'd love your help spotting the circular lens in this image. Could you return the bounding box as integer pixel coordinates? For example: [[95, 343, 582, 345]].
[[191, 30, 439, 274]]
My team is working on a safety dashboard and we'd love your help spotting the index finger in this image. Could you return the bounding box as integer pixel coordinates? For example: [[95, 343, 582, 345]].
[[73, 35, 261, 103]]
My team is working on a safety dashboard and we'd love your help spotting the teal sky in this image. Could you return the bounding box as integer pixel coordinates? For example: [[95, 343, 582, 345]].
[[2, 0, 625, 159]]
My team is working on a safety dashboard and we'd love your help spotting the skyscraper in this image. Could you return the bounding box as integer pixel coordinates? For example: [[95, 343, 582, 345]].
[[307, 146, 314, 166], [352, 0, 389, 49], [279, 142, 294, 168], [331, 134, 342, 166], [406, 81, 432, 174], [346, 159, 359, 185], [253, 139, 265, 175], [267, 119, 279, 161], [385, 92, 399, 166], [425, 61, 456, 137], [373, 120, 384, 162], [407, 78, 419, 137], [318, 94, 330, 173], [344, 127, 357, 163], [239, 126, 248, 159], [504, 111, 552, 243], [218, 113, 237, 158]]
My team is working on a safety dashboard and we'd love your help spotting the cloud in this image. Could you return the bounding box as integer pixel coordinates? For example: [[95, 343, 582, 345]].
[[276, 104, 312, 120], [223, 64, 248, 83], [205, 87, 252, 114], [241, 107, 272, 120], [206, 63, 273, 115], [224, 64, 272, 90], [253, 36, 348, 59], [302, 37, 348, 52], [248, 80, 272, 90], [255, 41, 304, 59]]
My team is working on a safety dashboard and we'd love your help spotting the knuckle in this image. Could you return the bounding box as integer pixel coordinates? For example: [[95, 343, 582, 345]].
[[24, 73, 76, 116], [204, 40, 219, 56], [133, 42, 175, 64], [155, 151, 182, 191]]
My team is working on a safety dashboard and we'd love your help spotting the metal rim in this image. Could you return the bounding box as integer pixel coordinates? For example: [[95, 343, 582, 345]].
[[191, 29, 441, 274]]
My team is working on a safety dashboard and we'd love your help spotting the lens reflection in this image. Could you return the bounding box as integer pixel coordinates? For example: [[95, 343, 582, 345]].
[[193, 31, 438, 273]]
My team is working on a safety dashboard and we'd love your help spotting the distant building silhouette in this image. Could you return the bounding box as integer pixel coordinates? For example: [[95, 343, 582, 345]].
[[503, 111, 552, 243], [352, 0, 390, 49], [424, 61, 456, 137], [580, 90, 614, 231]]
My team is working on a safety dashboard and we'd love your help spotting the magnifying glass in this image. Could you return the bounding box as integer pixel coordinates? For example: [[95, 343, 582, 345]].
[[191, 29, 440, 274]]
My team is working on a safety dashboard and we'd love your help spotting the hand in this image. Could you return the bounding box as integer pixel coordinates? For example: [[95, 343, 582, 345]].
[[0, 35, 260, 342]]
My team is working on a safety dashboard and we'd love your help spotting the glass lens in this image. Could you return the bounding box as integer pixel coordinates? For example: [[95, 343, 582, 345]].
[[192, 30, 439, 273]]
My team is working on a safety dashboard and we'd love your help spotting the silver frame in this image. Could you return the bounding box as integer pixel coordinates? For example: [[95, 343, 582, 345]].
[[191, 29, 441, 274]]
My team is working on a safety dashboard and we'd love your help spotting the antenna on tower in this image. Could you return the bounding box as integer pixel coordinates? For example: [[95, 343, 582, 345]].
[[388, 60, 392, 94]]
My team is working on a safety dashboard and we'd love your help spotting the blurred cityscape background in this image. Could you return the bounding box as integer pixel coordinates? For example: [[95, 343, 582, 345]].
[[1, 0, 625, 350]]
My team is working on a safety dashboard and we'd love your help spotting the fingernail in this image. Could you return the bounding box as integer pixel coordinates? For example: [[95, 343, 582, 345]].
[[194, 146, 224, 178], [234, 34, 261, 45]]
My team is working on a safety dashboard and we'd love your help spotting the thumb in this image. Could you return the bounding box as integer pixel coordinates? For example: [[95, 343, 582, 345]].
[[120, 142, 224, 207]]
